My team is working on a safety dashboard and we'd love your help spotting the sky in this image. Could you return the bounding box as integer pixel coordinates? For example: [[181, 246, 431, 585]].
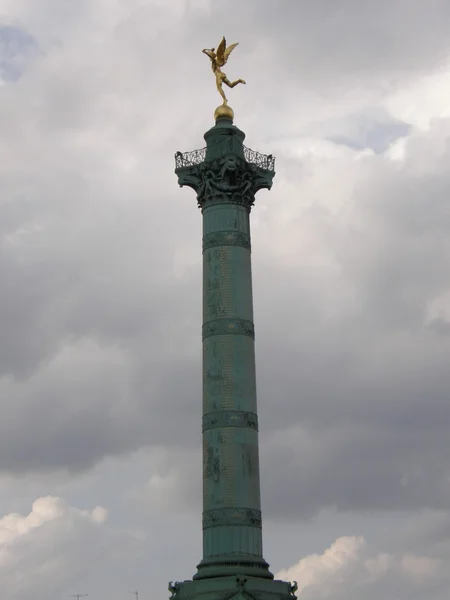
[[1, 0, 450, 598]]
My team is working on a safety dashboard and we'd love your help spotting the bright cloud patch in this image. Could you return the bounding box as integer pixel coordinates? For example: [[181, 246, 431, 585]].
[[0, 497, 109, 599], [276, 536, 444, 600]]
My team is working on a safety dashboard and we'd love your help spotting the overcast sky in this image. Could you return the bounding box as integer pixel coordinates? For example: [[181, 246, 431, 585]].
[[1, 0, 450, 598]]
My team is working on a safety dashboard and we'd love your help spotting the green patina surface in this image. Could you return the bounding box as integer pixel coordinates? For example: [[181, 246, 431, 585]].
[[171, 117, 297, 600]]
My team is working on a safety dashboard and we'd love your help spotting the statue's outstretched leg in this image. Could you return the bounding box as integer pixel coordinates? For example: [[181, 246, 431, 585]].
[[223, 77, 246, 88]]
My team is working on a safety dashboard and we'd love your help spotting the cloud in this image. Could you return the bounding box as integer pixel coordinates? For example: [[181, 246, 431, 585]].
[[386, 59, 450, 129], [0, 0, 449, 539], [276, 533, 446, 600], [242, 112, 450, 518], [2, 1, 450, 598], [129, 447, 201, 515], [276, 536, 366, 593], [0, 496, 121, 600], [0, 25, 38, 83], [215, 0, 450, 81]]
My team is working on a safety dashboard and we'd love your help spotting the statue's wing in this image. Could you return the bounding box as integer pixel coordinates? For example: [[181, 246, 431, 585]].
[[215, 36, 227, 66], [216, 37, 239, 66], [223, 42, 239, 64]]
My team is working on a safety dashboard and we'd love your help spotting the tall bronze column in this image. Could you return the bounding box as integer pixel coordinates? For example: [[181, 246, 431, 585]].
[[169, 36, 297, 600]]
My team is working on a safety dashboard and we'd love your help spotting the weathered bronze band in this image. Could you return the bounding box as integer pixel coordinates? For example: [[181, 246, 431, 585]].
[[202, 410, 258, 432], [203, 231, 251, 251], [202, 317, 255, 340], [203, 507, 262, 529]]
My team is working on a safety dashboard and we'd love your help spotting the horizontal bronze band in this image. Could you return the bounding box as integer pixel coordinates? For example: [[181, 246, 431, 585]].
[[202, 410, 258, 432], [203, 507, 262, 529], [203, 231, 251, 251], [202, 318, 255, 340]]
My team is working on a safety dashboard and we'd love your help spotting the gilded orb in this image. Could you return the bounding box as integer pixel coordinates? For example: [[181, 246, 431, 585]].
[[214, 103, 234, 121]]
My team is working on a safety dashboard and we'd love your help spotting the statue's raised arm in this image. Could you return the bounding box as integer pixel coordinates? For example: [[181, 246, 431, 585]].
[[202, 36, 246, 106]]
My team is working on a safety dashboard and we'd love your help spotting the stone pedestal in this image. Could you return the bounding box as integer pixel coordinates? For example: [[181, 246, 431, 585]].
[[169, 575, 298, 600]]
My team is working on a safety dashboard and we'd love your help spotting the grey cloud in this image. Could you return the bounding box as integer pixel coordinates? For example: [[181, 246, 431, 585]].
[[277, 510, 450, 600], [0, 495, 132, 600], [250, 124, 450, 518], [0, 0, 449, 529], [209, 0, 450, 80], [325, 113, 411, 152], [3, 2, 450, 599], [140, 116, 450, 519]]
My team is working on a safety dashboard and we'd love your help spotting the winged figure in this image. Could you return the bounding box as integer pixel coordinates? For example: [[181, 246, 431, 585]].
[[202, 36, 246, 104]]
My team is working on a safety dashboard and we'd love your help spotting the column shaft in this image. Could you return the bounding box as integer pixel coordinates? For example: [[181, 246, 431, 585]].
[[196, 202, 270, 579]]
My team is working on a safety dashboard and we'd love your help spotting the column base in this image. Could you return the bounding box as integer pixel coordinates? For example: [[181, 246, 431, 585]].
[[169, 574, 298, 600], [193, 555, 273, 580]]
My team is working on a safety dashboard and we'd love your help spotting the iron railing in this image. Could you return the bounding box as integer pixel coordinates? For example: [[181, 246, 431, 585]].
[[243, 146, 275, 171], [174, 147, 207, 169], [174, 144, 275, 172]]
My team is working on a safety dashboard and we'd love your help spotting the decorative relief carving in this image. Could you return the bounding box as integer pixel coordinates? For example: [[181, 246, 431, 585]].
[[203, 507, 262, 529], [203, 231, 251, 252], [168, 582, 180, 598], [175, 153, 275, 212], [198, 156, 255, 208], [202, 318, 255, 340], [203, 410, 258, 432]]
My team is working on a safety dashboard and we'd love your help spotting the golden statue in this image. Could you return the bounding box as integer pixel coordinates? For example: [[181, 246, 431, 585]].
[[202, 37, 246, 110]]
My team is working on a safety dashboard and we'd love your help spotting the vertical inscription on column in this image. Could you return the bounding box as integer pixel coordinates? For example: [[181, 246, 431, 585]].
[[203, 437, 210, 505], [219, 428, 236, 506], [217, 247, 233, 317]]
